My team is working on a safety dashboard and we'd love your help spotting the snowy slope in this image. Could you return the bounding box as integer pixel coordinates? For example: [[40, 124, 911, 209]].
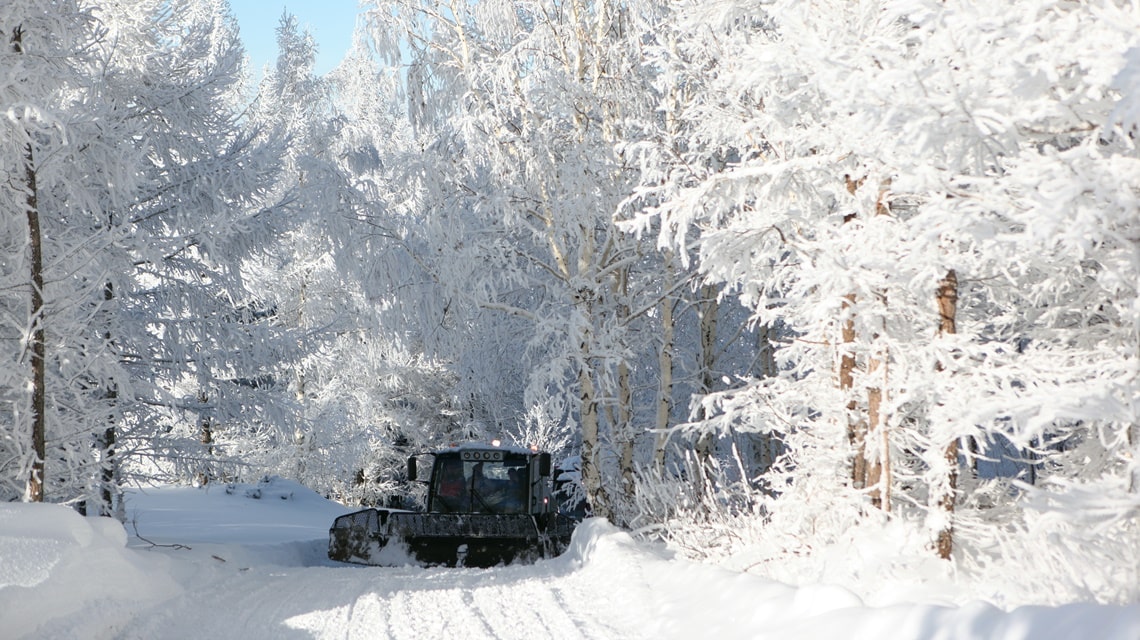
[[1, 479, 1138, 639]]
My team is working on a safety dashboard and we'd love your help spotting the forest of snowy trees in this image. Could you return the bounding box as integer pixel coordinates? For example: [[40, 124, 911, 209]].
[[3, 0, 1138, 603]]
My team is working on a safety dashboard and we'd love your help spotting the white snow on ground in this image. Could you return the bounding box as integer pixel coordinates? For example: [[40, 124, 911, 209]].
[[2, 478, 1138, 639]]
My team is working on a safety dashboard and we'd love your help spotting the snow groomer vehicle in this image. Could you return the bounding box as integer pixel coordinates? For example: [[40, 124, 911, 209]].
[[328, 442, 578, 567]]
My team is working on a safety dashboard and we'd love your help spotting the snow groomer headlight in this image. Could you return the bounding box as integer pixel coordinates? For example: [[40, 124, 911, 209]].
[[461, 450, 504, 461]]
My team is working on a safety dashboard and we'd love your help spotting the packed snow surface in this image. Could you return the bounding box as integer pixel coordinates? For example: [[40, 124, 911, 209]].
[[1, 478, 1137, 639]]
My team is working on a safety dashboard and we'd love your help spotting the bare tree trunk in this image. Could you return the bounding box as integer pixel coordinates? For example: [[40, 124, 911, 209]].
[[841, 293, 866, 490], [654, 54, 685, 472], [295, 275, 307, 402], [866, 341, 890, 511], [936, 270, 959, 559], [23, 137, 46, 503], [197, 391, 214, 486], [757, 322, 777, 378], [694, 284, 719, 497], [745, 321, 781, 476], [579, 342, 610, 520], [866, 394, 882, 505], [15, 23, 46, 503], [610, 265, 635, 516], [1128, 425, 1139, 494], [573, 219, 608, 518], [841, 176, 865, 492], [617, 359, 634, 506], [844, 178, 895, 505], [654, 254, 676, 470], [868, 183, 893, 509], [96, 280, 121, 517], [97, 424, 117, 514]]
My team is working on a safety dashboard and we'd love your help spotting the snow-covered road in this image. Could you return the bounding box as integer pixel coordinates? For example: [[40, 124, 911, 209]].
[[118, 531, 657, 640], [3, 479, 1140, 640]]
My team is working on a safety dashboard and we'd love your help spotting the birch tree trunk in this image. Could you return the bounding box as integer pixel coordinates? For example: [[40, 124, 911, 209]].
[[576, 204, 610, 518], [96, 420, 117, 516], [652, 44, 687, 472], [578, 326, 610, 520], [694, 284, 719, 497], [614, 268, 635, 510], [94, 276, 120, 517], [616, 358, 633, 509]]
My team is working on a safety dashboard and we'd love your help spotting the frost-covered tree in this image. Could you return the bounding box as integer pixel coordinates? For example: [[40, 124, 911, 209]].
[[89, 0, 303, 500], [235, 14, 474, 504], [1, 1, 91, 502], [626, 0, 1140, 599], [361, 0, 683, 521], [1, 0, 301, 512]]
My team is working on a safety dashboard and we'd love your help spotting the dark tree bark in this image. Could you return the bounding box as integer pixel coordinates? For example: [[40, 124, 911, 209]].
[[14, 26, 47, 503], [96, 280, 119, 516], [197, 391, 215, 486], [694, 284, 719, 501], [24, 142, 46, 503]]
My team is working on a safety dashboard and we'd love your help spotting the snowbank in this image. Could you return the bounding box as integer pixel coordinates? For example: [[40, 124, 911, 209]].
[[127, 476, 349, 546], [559, 519, 1140, 640], [0, 502, 180, 638]]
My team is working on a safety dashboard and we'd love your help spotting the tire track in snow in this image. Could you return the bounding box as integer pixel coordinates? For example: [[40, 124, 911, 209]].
[[384, 579, 495, 639], [112, 534, 661, 640], [465, 573, 591, 638]]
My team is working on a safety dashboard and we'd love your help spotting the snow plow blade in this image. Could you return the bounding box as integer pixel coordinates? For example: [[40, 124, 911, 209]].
[[328, 508, 577, 567]]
